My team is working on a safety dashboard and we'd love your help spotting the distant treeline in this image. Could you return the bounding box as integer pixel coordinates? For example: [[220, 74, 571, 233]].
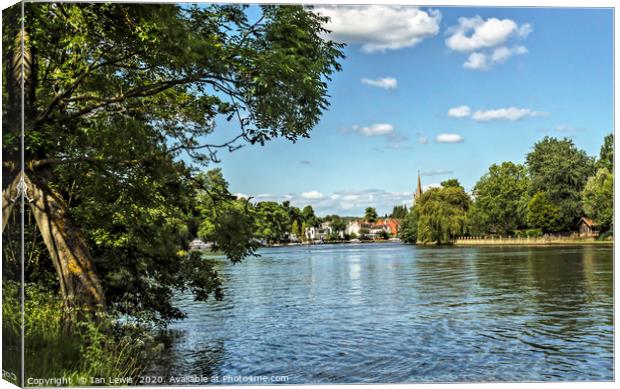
[[400, 135, 613, 244]]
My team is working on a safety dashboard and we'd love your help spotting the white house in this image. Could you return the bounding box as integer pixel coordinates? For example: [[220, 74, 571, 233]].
[[304, 222, 344, 241], [189, 238, 214, 251]]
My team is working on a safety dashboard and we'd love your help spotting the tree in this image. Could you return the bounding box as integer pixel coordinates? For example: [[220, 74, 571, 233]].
[[526, 137, 595, 231], [364, 207, 378, 223], [399, 207, 419, 243], [415, 183, 471, 244], [582, 168, 613, 232], [389, 204, 408, 219], [254, 201, 291, 243], [196, 170, 261, 262], [526, 192, 561, 233], [329, 215, 346, 234], [301, 205, 318, 227], [440, 179, 461, 188], [471, 162, 529, 235], [2, 3, 343, 324], [597, 133, 613, 171], [291, 219, 302, 238]]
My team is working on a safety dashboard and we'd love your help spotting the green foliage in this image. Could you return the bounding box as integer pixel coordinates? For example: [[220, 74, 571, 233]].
[[597, 133, 613, 171], [329, 215, 347, 233], [291, 219, 301, 237], [471, 162, 530, 236], [8, 2, 343, 324], [440, 179, 462, 188], [582, 168, 613, 232], [526, 192, 561, 233], [389, 204, 408, 219], [254, 201, 292, 243], [364, 207, 378, 223], [3, 282, 153, 383], [301, 205, 318, 227], [526, 137, 595, 231], [399, 208, 419, 243], [196, 169, 260, 262], [416, 184, 471, 244], [514, 228, 543, 238]]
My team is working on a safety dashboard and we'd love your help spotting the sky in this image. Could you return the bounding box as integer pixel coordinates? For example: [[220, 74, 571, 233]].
[[202, 5, 613, 217]]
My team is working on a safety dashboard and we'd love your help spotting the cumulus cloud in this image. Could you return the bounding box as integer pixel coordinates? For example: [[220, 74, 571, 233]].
[[463, 52, 489, 70], [314, 6, 441, 53], [246, 189, 415, 216], [472, 107, 548, 122], [344, 123, 395, 136], [447, 105, 471, 118], [301, 190, 325, 199], [361, 77, 398, 89], [462, 45, 528, 70], [436, 133, 464, 143], [445, 15, 532, 70]]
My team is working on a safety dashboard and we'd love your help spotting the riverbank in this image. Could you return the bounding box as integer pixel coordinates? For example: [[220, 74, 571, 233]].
[[454, 236, 613, 246], [269, 238, 401, 247]]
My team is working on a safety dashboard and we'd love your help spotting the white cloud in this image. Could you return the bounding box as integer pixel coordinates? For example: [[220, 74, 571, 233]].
[[418, 135, 429, 144], [423, 183, 442, 191], [314, 6, 441, 53], [436, 133, 464, 143], [361, 77, 398, 89], [463, 52, 489, 70], [421, 169, 453, 176], [446, 16, 532, 70], [462, 45, 528, 70], [346, 123, 395, 136], [491, 45, 528, 63], [447, 105, 471, 118], [301, 190, 325, 199], [517, 24, 533, 38], [446, 16, 530, 52], [472, 107, 548, 122], [245, 189, 415, 216]]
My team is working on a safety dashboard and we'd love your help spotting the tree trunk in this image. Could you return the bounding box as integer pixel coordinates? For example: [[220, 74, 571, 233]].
[[25, 174, 105, 326], [2, 172, 20, 232]]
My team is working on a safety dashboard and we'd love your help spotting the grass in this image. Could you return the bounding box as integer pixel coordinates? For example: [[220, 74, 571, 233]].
[[3, 282, 158, 386]]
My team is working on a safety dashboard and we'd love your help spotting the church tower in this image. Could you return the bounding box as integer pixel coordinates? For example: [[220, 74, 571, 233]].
[[413, 171, 422, 207]]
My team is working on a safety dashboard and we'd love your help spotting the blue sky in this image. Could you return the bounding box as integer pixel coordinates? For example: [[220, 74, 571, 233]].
[[203, 5, 613, 216]]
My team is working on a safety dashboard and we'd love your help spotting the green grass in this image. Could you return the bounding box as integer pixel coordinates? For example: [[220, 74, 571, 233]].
[[3, 282, 158, 386]]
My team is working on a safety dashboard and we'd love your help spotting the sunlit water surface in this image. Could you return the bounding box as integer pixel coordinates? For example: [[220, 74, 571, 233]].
[[151, 243, 613, 383]]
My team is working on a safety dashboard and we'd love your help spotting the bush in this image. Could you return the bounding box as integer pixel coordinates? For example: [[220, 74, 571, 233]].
[[3, 282, 158, 384], [514, 228, 543, 238]]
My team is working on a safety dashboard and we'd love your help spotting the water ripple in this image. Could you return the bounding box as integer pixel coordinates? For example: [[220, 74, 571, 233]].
[[150, 244, 613, 383]]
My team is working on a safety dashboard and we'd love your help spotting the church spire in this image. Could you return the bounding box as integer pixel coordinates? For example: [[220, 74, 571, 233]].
[[413, 170, 422, 206]]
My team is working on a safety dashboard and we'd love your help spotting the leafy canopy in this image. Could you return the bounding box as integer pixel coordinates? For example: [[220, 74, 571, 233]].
[[6, 2, 344, 323], [526, 137, 595, 231], [471, 162, 529, 235], [582, 168, 613, 232]]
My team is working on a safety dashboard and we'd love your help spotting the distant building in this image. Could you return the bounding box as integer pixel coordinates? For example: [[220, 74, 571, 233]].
[[577, 217, 598, 237], [345, 218, 401, 238], [413, 171, 423, 207], [189, 238, 214, 251], [305, 222, 342, 241]]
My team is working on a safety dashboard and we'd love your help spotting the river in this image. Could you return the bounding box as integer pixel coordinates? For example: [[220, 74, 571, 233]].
[[151, 243, 613, 383]]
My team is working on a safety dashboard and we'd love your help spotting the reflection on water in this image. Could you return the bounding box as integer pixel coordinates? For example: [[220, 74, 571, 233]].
[[151, 243, 613, 383]]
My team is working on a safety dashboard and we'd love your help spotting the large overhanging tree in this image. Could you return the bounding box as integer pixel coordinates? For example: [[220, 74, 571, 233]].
[[2, 2, 343, 324]]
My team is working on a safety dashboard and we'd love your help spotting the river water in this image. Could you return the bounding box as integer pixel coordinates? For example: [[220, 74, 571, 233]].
[[152, 243, 613, 383]]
